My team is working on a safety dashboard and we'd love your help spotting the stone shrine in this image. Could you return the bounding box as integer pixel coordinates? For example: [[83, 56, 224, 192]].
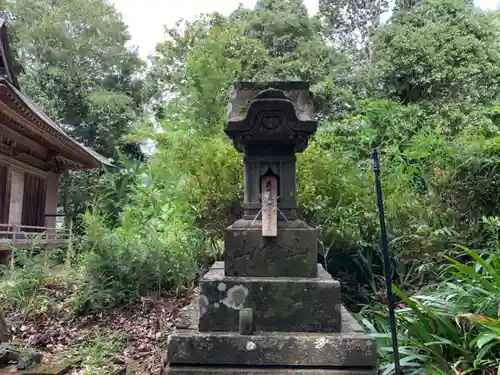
[[164, 82, 377, 375]]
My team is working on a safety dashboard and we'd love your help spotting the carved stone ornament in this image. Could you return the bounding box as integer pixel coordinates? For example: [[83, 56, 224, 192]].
[[225, 82, 317, 153]]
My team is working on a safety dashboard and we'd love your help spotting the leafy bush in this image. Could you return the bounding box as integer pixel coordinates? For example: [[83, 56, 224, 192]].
[[360, 217, 500, 375], [64, 128, 238, 314], [297, 99, 500, 309], [70, 205, 213, 315]]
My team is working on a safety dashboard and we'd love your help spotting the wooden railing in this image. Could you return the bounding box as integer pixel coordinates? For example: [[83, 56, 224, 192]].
[[0, 223, 71, 250]]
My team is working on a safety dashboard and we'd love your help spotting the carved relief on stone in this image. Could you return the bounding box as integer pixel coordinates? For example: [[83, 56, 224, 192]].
[[258, 111, 283, 132]]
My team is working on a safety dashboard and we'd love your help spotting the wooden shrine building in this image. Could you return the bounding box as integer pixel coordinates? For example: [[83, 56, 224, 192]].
[[0, 19, 110, 258]]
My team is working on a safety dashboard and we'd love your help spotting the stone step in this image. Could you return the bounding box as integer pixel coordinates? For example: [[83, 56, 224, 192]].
[[167, 277, 377, 374], [198, 262, 341, 333], [165, 366, 376, 375], [167, 330, 376, 367]]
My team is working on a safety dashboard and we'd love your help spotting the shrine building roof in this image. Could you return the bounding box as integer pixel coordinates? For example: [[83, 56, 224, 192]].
[[0, 18, 112, 170]]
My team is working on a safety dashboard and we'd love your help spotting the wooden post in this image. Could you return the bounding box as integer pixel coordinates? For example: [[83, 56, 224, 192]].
[[66, 219, 73, 267], [62, 169, 70, 230], [261, 175, 278, 237], [10, 225, 16, 269]]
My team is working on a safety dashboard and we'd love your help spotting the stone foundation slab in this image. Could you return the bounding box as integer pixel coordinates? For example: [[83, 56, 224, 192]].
[[167, 292, 376, 368], [167, 330, 375, 367]]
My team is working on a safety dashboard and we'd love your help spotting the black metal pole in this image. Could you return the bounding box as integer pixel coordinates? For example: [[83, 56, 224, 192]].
[[371, 148, 402, 375]]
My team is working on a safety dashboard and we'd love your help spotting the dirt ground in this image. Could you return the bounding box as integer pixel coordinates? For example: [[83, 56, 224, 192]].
[[4, 289, 196, 375]]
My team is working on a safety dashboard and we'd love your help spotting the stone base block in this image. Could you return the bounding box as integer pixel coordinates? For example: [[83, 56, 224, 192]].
[[198, 262, 341, 333], [165, 367, 377, 375], [166, 293, 376, 370], [224, 220, 317, 277], [168, 330, 375, 367]]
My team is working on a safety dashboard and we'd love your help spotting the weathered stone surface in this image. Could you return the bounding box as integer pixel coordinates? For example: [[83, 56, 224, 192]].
[[167, 330, 375, 367], [225, 82, 317, 154], [168, 294, 375, 368], [225, 220, 317, 278], [198, 262, 341, 333], [165, 367, 377, 375], [227, 82, 315, 124], [0, 307, 11, 342], [225, 82, 317, 220], [176, 286, 364, 333]]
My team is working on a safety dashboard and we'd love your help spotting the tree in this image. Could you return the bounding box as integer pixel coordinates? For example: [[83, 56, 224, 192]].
[[243, 0, 317, 57], [149, 14, 223, 98], [149, 0, 356, 126], [6, 0, 154, 222], [318, 0, 389, 62], [373, 0, 500, 105], [393, 0, 471, 11], [8, 0, 150, 159], [393, 0, 423, 11]]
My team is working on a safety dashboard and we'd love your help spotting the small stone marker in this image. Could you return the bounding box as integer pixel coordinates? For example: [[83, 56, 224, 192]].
[[238, 308, 254, 335], [261, 175, 278, 237], [163, 82, 377, 375]]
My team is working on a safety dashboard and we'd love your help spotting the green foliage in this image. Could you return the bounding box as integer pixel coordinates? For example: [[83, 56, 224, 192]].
[[0, 248, 71, 320], [151, 1, 352, 122], [69, 201, 211, 315], [150, 130, 243, 236], [63, 126, 239, 313], [183, 22, 245, 135], [374, 0, 500, 105], [8, 0, 149, 157], [136, 0, 500, 318], [78, 332, 128, 374], [243, 0, 316, 57], [360, 223, 500, 375], [319, 0, 389, 61], [6, 0, 153, 224]]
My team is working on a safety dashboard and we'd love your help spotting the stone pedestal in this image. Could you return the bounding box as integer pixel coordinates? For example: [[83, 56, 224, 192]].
[[165, 277, 376, 374], [224, 220, 318, 278], [164, 82, 377, 374], [198, 261, 341, 332]]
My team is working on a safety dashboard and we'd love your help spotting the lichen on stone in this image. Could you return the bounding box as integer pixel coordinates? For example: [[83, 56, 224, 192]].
[[221, 284, 249, 310], [217, 283, 227, 292], [314, 337, 329, 349]]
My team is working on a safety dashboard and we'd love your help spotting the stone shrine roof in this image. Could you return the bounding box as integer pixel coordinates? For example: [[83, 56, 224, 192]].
[[227, 81, 315, 123]]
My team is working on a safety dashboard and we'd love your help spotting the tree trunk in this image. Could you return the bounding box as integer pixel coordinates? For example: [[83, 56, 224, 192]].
[[0, 307, 10, 342]]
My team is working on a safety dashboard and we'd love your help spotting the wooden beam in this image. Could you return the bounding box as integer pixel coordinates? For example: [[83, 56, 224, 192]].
[[0, 92, 105, 169], [0, 152, 50, 177], [0, 121, 48, 158], [0, 122, 83, 171], [17, 153, 48, 170], [0, 101, 85, 164], [0, 80, 110, 172]]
